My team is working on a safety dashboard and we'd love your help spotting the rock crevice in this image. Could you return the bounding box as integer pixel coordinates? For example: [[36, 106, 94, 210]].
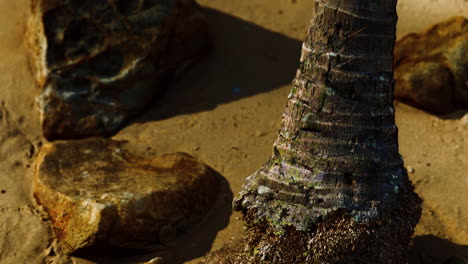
[[27, 0, 211, 140]]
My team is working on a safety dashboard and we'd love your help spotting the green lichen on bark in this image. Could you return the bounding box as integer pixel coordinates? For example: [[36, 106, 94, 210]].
[[231, 0, 421, 262]]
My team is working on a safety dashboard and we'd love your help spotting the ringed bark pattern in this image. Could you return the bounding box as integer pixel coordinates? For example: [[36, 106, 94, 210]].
[[234, 0, 406, 232]]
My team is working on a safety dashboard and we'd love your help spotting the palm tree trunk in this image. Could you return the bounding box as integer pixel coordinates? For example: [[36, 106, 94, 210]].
[[233, 0, 421, 263]]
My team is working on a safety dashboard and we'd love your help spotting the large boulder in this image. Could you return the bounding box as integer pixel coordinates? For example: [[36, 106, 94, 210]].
[[394, 16, 468, 114], [27, 0, 210, 140], [33, 138, 219, 254]]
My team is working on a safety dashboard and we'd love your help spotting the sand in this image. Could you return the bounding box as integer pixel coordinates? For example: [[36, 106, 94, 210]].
[[0, 0, 466, 263]]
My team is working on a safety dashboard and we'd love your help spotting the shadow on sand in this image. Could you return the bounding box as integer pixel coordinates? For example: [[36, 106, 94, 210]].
[[74, 8, 301, 263], [409, 235, 468, 264], [436, 110, 468, 120], [74, 7, 468, 264], [132, 7, 302, 124]]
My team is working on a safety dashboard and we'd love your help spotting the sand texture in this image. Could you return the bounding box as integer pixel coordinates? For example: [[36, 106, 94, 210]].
[[0, 0, 467, 263]]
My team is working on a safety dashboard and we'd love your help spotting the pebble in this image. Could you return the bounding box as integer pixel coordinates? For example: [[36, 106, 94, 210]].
[[461, 114, 468, 125], [144, 257, 166, 264], [407, 166, 415, 174]]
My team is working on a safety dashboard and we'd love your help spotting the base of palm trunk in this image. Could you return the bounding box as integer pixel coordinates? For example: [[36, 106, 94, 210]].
[[201, 183, 420, 264]]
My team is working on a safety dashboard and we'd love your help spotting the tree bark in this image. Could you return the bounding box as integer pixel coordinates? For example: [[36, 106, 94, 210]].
[[232, 0, 421, 263]]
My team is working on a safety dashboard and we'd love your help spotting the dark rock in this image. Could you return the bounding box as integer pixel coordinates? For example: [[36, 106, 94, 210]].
[[27, 0, 210, 140], [33, 138, 219, 254], [394, 16, 468, 114], [444, 256, 468, 264]]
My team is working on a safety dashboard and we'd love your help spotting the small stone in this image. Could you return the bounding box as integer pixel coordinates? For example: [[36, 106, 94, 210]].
[[407, 166, 415, 174], [0, 190, 5, 194], [144, 257, 166, 264], [394, 16, 468, 114], [27, 0, 211, 140], [33, 138, 219, 254], [461, 114, 468, 125]]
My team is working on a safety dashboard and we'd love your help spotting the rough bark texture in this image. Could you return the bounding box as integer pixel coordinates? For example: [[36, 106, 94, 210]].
[[203, 187, 419, 263], [34, 138, 219, 254], [27, 0, 210, 140], [232, 0, 422, 263]]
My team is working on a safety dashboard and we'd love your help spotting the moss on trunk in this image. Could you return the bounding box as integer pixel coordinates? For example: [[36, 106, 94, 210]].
[[230, 0, 422, 263]]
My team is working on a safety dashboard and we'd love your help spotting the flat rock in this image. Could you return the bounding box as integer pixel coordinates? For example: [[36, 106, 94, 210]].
[[27, 0, 210, 140], [33, 138, 219, 254], [394, 16, 468, 114]]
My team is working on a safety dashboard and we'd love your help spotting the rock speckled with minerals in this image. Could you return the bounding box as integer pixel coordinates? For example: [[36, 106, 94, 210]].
[[33, 138, 219, 254], [394, 16, 468, 115], [27, 0, 210, 140]]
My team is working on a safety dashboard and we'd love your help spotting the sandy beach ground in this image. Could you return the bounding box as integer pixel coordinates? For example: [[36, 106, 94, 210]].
[[0, 0, 466, 263]]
